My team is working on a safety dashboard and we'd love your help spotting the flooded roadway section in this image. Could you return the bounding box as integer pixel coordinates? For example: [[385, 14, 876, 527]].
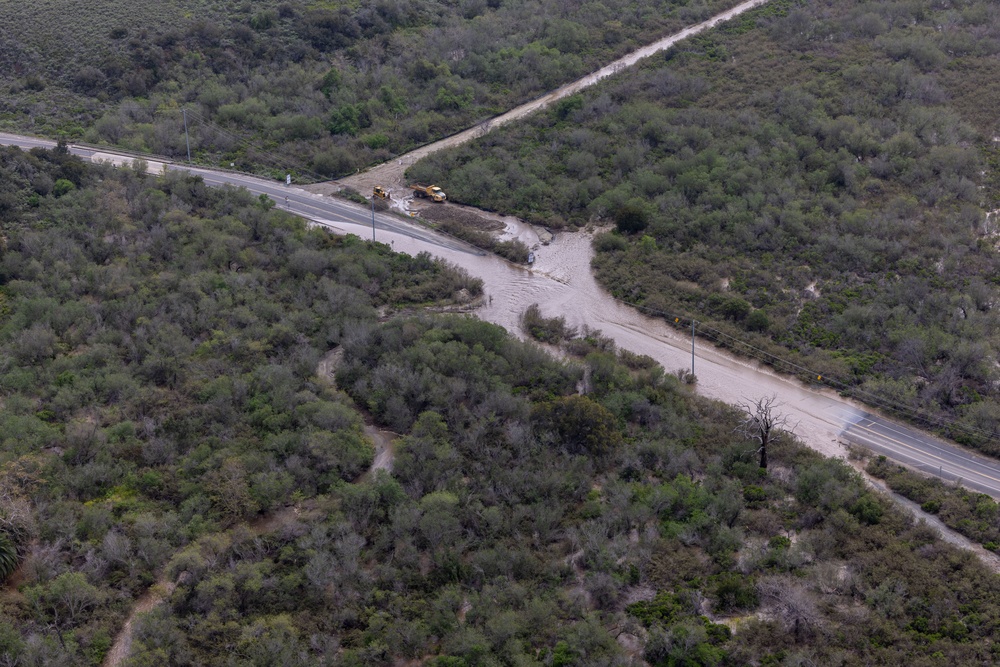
[[327, 213, 860, 461]]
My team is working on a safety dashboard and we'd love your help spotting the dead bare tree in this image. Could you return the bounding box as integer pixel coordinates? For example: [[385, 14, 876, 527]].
[[736, 395, 790, 469], [758, 576, 822, 642]]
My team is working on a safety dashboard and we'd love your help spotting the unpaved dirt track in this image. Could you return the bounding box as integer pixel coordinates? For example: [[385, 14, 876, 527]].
[[310, 0, 771, 200], [101, 507, 304, 667], [6, 136, 1000, 499], [100, 581, 177, 667], [340, 222, 1000, 566]]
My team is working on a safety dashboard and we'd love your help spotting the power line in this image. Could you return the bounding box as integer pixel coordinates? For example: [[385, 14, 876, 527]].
[[84, 106, 1000, 444], [184, 108, 328, 182], [159, 107, 328, 183], [604, 293, 997, 444]]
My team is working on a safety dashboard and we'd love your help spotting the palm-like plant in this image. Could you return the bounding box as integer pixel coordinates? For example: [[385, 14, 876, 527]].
[[0, 532, 19, 582]]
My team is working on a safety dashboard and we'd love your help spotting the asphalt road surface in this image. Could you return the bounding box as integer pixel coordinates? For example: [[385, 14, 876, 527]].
[[3, 132, 1000, 498], [0, 133, 478, 255], [842, 414, 1000, 497]]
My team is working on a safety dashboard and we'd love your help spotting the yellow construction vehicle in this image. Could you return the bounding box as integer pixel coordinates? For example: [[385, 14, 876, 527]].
[[409, 183, 446, 202]]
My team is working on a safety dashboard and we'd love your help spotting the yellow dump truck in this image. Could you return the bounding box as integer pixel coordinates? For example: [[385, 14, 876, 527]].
[[409, 183, 446, 202]]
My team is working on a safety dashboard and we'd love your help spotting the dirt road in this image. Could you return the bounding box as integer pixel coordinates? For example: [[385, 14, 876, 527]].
[[306, 0, 771, 202]]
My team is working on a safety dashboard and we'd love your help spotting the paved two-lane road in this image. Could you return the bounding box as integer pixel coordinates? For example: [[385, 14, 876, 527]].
[[3, 133, 1000, 499], [842, 414, 1000, 496], [0, 133, 479, 255]]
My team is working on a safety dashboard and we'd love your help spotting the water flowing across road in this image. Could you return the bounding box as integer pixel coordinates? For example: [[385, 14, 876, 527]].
[[7, 4, 998, 661], [346, 218, 861, 460], [326, 216, 1000, 498], [4, 129, 1000, 498]]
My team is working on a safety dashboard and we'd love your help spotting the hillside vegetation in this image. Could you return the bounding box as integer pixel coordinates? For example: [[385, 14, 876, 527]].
[[2, 148, 1000, 666], [0, 145, 477, 663], [408, 0, 1000, 450], [0, 0, 741, 178]]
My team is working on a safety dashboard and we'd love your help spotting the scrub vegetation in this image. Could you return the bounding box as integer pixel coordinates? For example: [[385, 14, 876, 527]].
[[410, 0, 1000, 449], [867, 454, 1000, 553], [3, 147, 1000, 666], [0, 0, 742, 178]]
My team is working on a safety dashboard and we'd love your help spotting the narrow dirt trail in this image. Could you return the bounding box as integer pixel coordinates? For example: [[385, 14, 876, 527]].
[[91, 1, 1000, 658], [307, 0, 770, 201], [308, 215, 1000, 570], [316, 347, 400, 478], [101, 507, 303, 667], [100, 581, 177, 667], [856, 464, 1000, 573], [105, 346, 377, 667], [362, 424, 398, 477]]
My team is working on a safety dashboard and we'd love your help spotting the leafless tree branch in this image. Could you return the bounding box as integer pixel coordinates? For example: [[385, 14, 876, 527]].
[[735, 395, 790, 469]]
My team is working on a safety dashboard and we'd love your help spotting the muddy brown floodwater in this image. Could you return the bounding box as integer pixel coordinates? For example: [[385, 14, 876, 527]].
[[301, 0, 856, 454], [317, 214, 1000, 568], [319, 207, 862, 462]]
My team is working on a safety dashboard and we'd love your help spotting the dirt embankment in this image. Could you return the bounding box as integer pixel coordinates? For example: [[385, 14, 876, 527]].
[[417, 204, 504, 232]]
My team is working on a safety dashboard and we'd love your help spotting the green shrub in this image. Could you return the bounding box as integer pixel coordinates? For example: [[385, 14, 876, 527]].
[[613, 201, 650, 235], [0, 533, 18, 582], [746, 309, 770, 332], [522, 303, 575, 343], [494, 239, 530, 263], [249, 10, 275, 30], [53, 179, 75, 197], [921, 499, 942, 514], [313, 148, 355, 177], [713, 573, 759, 611], [743, 485, 767, 506], [720, 297, 751, 321], [768, 535, 791, 550], [849, 493, 883, 525], [628, 592, 684, 626], [363, 133, 390, 150], [594, 232, 628, 252]]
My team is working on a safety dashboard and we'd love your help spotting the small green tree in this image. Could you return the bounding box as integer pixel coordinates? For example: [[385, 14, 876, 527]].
[[537, 395, 623, 460], [0, 621, 25, 665], [26, 572, 102, 629], [53, 178, 75, 197], [746, 309, 770, 332], [613, 200, 649, 234]]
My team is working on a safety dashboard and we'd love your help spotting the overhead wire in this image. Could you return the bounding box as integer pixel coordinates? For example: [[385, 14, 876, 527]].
[[158, 107, 329, 183], [602, 289, 997, 444], [98, 108, 1000, 445]]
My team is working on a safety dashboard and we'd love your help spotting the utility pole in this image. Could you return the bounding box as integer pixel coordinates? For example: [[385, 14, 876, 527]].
[[371, 196, 376, 242], [691, 319, 695, 375], [182, 108, 191, 163]]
